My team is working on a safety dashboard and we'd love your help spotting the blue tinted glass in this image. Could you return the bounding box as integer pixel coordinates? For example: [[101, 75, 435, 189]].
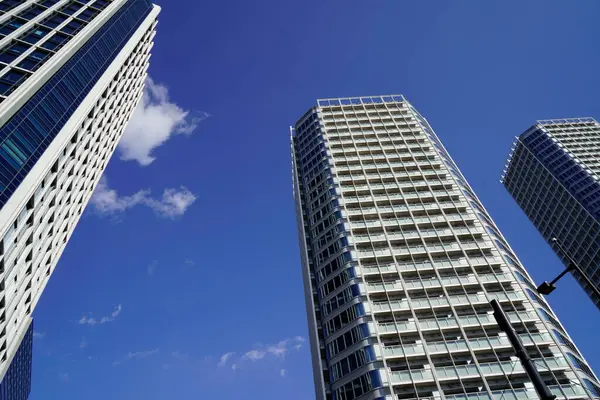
[[0, 320, 33, 400]]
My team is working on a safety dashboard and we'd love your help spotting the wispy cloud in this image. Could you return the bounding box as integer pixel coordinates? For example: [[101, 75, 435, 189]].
[[119, 76, 210, 166], [126, 349, 160, 360], [90, 176, 197, 219], [243, 350, 266, 361], [218, 336, 305, 371], [171, 351, 191, 361], [266, 336, 305, 359], [280, 369, 287, 378], [33, 331, 46, 340], [218, 352, 236, 368], [59, 372, 69, 383], [184, 258, 195, 267], [147, 260, 158, 276], [113, 348, 160, 366], [80, 337, 88, 349], [78, 304, 122, 326]]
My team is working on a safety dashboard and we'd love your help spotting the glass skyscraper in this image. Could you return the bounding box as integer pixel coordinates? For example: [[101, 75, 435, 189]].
[[502, 118, 600, 309], [0, 0, 160, 390], [291, 97, 600, 400]]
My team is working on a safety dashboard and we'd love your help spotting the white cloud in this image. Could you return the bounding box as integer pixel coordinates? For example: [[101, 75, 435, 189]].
[[280, 369, 286, 377], [218, 352, 235, 368], [90, 176, 197, 218], [244, 350, 266, 361], [78, 304, 122, 326], [266, 337, 305, 359], [148, 260, 158, 276], [33, 331, 46, 339], [219, 336, 305, 370], [119, 76, 210, 166], [126, 349, 159, 360], [114, 348, 160, 366]]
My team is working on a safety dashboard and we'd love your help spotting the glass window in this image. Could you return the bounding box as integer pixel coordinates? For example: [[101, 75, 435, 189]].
[[61, 19, 84, 35], [40, 13, 68, 29], [0, 17, 27, 36], [514, 270, 528, 283], [584, 379, 600, 397], [0, 82, 12, 96], [17, 57, 40, 72], [0, 0, 23, 14], [1, 69, 28, 84], [29, 49, 50, 62], [41, 32, 70, 52], [77, 8, 98, 22], [538, 308, 554, 323], [39, 0, 61, 7], [59, 2, 82, 15], [20, 25, 51, 44], [18, 5, 47, 20]]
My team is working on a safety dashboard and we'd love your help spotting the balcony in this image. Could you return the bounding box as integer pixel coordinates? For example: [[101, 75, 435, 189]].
[[394, 384, 590, 400], [360, 256, 504, 276], [390, 357, 567, 385], [376, 310, 539, 335], [371, 291, 525, 313], [382, 332, 552, 358]]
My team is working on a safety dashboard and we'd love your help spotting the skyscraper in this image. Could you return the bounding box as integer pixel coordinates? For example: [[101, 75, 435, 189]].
[[502, 118, 600, 309], [291, 97, 600, 400], [0, 0, 160, 388]]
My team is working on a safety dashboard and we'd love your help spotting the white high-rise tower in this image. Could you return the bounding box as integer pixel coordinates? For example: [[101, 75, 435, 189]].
[[0, 0, 159, 396], [291, 96, 600, 400]]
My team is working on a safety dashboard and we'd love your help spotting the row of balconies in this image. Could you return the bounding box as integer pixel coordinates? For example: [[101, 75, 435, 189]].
[[375, 310, 539, 336], [350, 213, 478, 231], [353, 226, 484, 244], [341, 179, 455, 194], [346, 201, 469, 218], [393, 384, 590, 400], [337, 170, 446, 184], [356, 240, 494, 260], [366, 272, 513, 295], [382, 332, 552, 360], [343, 189, 461, 206], [370, 291, 525, 314], [389, 356, 567, 385], [332, 150, 436, 164], [359, 256, 503, 277]]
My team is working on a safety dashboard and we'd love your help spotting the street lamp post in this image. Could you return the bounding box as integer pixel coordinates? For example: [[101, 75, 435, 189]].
[[491, 300, 556, 400], [537, 238, 600, 299]]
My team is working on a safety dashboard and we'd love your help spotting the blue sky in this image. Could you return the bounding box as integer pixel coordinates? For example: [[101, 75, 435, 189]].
[[28, 1, 600, 399]]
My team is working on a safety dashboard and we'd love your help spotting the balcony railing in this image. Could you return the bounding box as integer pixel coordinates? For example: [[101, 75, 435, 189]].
[[390, 357, 567, 384], [394, 384, 590, 400]]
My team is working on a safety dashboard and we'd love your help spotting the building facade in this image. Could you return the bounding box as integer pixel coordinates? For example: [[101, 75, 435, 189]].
[[0, 0, 160, 386], [0, 318, 32, 400], [502, 118, 600, 309], [291, 97, 600, 400]]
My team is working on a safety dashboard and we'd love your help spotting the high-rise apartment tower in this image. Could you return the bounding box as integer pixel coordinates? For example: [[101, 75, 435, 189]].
[[291, 97, 600, 400], [502, 118, 600, 309], [0, 0, 160, 391]]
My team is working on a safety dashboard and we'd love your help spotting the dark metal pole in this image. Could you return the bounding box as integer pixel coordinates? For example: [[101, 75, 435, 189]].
[[491, 300, 556, 400]]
